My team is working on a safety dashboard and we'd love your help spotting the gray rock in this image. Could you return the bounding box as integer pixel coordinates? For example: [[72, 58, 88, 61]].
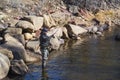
[[15, 20, 34, 33], [0, 47, 13, 60], [26, 40, 40, 52], [12, 34, 25, 46], [65, 24, 87, 38], [22, 16, 43, 30], [10, 59, 28, 75], [92, 26, 98, 33], [2, 34, 40, 63], [68, 5, 79, 16], [4, 27, 22, 35], [62, 27, 69, 39], [50, 36, 61, 50], [0, 53, 10, 80]]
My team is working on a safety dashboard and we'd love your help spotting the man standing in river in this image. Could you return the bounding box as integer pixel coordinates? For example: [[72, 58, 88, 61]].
[[39, 26, 58, 67], [39, 27, 51, 67]]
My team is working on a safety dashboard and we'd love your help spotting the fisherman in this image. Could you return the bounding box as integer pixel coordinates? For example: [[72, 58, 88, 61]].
[[39, 26, 58, 67], [39, 27, 50, 67]]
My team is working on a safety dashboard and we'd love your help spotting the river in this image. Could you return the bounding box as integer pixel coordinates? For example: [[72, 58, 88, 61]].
[[7, 28, 120, 80]]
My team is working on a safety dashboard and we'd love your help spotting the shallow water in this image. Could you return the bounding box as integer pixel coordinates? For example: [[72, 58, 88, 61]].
[[7, 29, 120, 80]]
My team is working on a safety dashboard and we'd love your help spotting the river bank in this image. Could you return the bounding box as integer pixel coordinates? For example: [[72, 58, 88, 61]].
[[3, 26, 120, 80]]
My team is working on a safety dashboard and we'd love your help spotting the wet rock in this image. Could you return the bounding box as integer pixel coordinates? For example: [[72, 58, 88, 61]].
[[0, 53, 10, 80], [15, 20, 34, 33], [10, 59, 28, 75], [22, 16, 43, 30], [96, 31, 103, 36], [0, 47, 13, 60]]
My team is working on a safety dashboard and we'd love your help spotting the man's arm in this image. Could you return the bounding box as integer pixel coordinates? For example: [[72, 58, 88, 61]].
[[46, 28, 58, 37]]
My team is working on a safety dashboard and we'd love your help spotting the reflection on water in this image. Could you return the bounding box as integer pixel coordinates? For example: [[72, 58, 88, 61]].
[[7, 30, 120, 80]]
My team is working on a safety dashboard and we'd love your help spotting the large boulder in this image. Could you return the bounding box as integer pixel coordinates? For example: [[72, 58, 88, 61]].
[[0, 53, 10, 79], [15, 20, 34, 32], [0, 47, 13, 60], [10, 59, 28, 75], [12, 34, 25, 46], [66, 24, 87, 37], [48, 27, 63, 38], [53, 27, 63, 38], [23, 16, 43, 30], [4, 28, 22, 35], [26, 40, 40, 52], [43, 14, 56, 28], [50, 36, 61, 50], [1, 34, 41, 63], [51, 11, 70, 26]]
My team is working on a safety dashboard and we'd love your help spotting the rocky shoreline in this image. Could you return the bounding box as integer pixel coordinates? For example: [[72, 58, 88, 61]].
[[0, 0, 120, 79]]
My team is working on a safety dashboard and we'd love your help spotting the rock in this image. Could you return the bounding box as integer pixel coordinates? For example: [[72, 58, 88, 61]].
[[96, 31, 104, 36], [54, 27, 63, 38], [68, 5, 79, 16], [2, 33, 27, 60], [0, 24, 5, 29], [62, 27, 69, 39], [49, 27, 63, 38], [0, 47, 13, 60], [10, 59, 28, 75], [50, 36, 61, 50], [12, 34, 25, 46], [24, 33, 33, 40], [66, 24, 87, 37], [91, 26, 98, 33], [23, 16, 43, 30], [101, 22, 110, 31], [2, 34, 40, 63], [4, 27, 22, 35], [7, 19, 19, 27], [32, 33, 36, 38], [0, 53, 10, 80], [51, 11, 70, 26], [0, 37, 3, 40], [26, 40, 40, 52], [0, 12, 7, 20], [15, 20, 34, 33], [43, 14, 56, 28]]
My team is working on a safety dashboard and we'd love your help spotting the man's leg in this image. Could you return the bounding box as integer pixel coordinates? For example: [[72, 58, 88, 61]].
[[41, 48, 49, 67]]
